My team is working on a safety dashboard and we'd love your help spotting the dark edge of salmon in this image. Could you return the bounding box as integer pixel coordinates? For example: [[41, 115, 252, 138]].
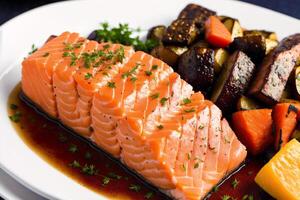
[[19, 91, 246, 200]]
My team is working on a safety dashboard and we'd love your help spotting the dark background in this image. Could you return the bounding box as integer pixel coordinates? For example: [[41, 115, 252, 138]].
[[0, 0, 298, 200], [0, 0, 299, 25]]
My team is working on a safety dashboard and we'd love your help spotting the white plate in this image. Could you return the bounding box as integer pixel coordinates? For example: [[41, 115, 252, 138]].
[[0, 0, 299, 199]]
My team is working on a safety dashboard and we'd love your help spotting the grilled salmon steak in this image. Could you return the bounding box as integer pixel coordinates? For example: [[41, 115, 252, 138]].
[[22, 32, 247, 200]]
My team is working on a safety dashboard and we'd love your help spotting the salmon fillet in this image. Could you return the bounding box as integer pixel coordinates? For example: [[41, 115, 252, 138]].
[[22, 32, 247, 200]]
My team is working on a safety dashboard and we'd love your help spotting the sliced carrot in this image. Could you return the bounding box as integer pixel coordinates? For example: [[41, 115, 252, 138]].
[[205, 16, 232, 48], [232, 109, 273, 155], [272, 103, 299, 150]]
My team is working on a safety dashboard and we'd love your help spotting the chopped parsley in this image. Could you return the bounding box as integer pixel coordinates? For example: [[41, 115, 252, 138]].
[[130, 77, 137, 82], [69, 160, 81, 168], [85, 72, 93, 80], [145, 191, 154, 199], [58, 133, 67, 143], [221, 195, 233, 200], [231, 178, 239, 189], [29, 44, 38, 55], [151, 65, 158, 70], [242, 194, 254, 200], [81, 164, 98, 175], [187, 152, 191, 160], [107, 81, 116, 88], [182, 98, 191, 105], [182, 163, 187, 172], [184, 108, 195, 113], [129, 184, 141, 192], [9, 111, 22, 122], [108, 172, 122, 180], [157, 124, 164, 130], [68, 144, 78, 153], [145, 70, 152, 76], [198, 124, 205, 129], [94, 23, 158, 52], [122, 63, 140, 79], [212, 186, 219, 192], [194, 162, 199, 169], [102, 176, 110, 186], [85, 152, 92, 160], [160, 97, 168, 106], [150, 93, 159, 99]]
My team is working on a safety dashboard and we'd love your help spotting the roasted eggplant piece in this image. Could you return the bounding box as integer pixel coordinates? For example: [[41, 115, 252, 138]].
[[219, 16, 243, 39], [177, 3, 216, 33], [244, 30, 278, 41], [237, 95, 262, 111], [248, 33, 300, 105], [162, 19, 199, 46], [265, 39, 279, 54], [211, 51, 255, 113], [178, 46, 214, 92], [229, 35, 266, 64], [147, 25, 166, 44], [214, 48, 229, 74], [150, 45, 187, 68]]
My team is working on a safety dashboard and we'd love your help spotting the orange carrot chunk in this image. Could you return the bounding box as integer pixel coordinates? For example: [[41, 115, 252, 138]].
[[272, 103, 299, 151], [232, 109, 273, 155], [205, 16, 232, 48]]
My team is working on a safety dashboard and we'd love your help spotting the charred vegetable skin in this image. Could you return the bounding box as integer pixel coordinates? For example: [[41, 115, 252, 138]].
[[211, 51, 255, 113], [162, 19, 199, 46], [229, 35, 266, 64], [248, 34, 300, 105], [178, 46, 214, 92], [150, 45, 187, 67], [177, 3, 216, 33], [147, 25, 166, 44]]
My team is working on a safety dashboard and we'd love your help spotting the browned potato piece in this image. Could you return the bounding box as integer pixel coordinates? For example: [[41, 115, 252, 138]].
[[248, 33, 300, 105], [237, 95, 262, 111], [244, 30, 278, 41], [211, 51, 255, 114], [214, 48, 229, 74], [150, 45, 187, 68], [178, 3, 216, 32], [220, 16, 243, 39], [266, 38, 279, 54], [162, 19, 199, 46], [147, 25, 166, 44], [178, 46, 214, 92]]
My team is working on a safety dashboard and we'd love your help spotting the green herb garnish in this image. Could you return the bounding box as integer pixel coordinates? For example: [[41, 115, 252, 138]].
[[29, 44, 38, 55], [221, 195, 233, 200], [10, 104, 18, 110], [157, 124, 164, 130], [151, 65, 158, 70], [81, 164, 98, 175], [145, 191, 154, 199], [231, 178, 239, 189], [85, 73, 92, 80], [95, 23, 158, 52], [43, 52, 50, 57], [184, 108, 195, 113], [85, 152, 92, 160], [9, 111, 21, 122], [194, 162, 199, 169], [160, 97, 168, 106], [107, 81, 116, 88], [145, 70, 152, 76], [69, 160, 81, 168], [102, 176, 110, 186], [129, 184, 141, 192], [68, 144, 78, 153], [107, 172, 122, 180], [182, 98, 191, 105]]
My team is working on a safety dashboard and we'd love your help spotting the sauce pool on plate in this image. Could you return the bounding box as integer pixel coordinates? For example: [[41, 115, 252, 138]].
[[7, 84, 273, 200]]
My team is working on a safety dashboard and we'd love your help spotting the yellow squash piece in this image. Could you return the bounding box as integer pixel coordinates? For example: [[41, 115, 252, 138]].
[[255, 139, 300, 200]]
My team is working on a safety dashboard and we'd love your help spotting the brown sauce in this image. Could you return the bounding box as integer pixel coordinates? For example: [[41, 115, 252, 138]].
[[8, 84, 273, 200]]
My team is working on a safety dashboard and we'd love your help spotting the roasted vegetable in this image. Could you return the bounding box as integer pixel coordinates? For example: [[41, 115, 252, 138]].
[[244, 29, 278, 41], [214, 48, 229, 73], [232, 109, 273, 155], [205, 16, 232, 48], [255, 139, 300, 200], [229, 35, 266, 63], [248, 33, 300, 105], [147, 25, 166, 44], [273, 103, 299, 150], [237, 95, 262, 111], [178, 46, 214, 92], [177, 3, 216, 33], [293, 66, 300, 99], [162, 19, 199, 46], [150, 45, 187, 67], [265, 39, 279, 54], [211, 51, 255, 113], [219, 16, 243, 39]]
